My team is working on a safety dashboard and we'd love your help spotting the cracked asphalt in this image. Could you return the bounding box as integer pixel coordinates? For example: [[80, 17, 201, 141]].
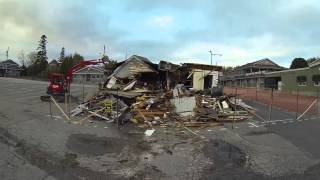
[[1, 77, 320, 180]]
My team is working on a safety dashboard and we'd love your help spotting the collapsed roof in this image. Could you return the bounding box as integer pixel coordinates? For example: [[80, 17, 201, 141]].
[[109, 55, 158, 79]]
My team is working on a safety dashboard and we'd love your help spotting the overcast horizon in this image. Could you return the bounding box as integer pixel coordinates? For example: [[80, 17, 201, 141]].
[[1, 0, 320, 67]]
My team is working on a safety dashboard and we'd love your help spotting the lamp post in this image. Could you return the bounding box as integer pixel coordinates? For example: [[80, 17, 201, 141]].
[[209, 50, 222, 66]]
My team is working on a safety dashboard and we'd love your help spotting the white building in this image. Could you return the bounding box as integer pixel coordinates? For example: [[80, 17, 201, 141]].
[[72, 66, 105, 84]]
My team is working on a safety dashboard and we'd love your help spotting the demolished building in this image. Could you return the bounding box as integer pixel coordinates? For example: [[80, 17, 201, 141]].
[[68, 55, 253, 128], [105, 55, 159, 90], [105, 55, 223, 92]]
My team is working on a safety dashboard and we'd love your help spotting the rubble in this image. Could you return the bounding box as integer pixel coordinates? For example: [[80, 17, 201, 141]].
[[70, 56, 254, 128], [71, 86, 253, 128]]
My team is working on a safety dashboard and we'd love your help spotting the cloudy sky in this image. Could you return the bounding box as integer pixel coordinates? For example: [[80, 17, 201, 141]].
[[0, 0, 320, 67]]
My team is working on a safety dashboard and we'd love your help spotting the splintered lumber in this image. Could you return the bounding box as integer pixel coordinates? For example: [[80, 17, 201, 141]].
[[78, 108, 105, 124], [137, 109, 152, 127], [87, 110, 113, 122], [100, 90, 142, 99], [132, 109, 166, 115]]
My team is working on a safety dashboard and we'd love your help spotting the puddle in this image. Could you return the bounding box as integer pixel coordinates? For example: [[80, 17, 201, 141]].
[[205, 140, 246, 167], [66, 134, 127, 156], [200, 140, 258, 179], [246, 130, 273, 136], [203, 140, 247, 168]]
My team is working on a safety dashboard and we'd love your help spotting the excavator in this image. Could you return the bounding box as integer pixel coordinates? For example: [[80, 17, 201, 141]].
[[40, 59, 106, 101]]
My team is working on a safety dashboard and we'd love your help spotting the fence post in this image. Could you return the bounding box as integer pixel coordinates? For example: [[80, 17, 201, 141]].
[[296, 86, 299, 120], [82, 81, 85, 103], [116, 88, 119, 128], [268, 88, 274, 124], [49, 97, 52, 119], [317, 86, 320, 116], [232, 87, 238, 129], [255, 86, 258, 101], [68, 92, 71, 119]]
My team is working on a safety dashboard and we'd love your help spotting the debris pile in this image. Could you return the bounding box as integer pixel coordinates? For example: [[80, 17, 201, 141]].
[[70, 55, 253, 128], [71, 87, 253, 128]]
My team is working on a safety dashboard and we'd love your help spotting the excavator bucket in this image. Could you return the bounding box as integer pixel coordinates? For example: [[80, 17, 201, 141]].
[[40, 95, 51, 102], [40, 95, 65, 102]]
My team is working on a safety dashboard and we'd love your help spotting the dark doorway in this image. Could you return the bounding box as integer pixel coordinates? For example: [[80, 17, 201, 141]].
[[86, 74, 91, 81], [204, 75, 212, 89]]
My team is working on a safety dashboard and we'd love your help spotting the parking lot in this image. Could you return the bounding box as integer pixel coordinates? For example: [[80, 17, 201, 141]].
[[1, 77, 320, 180]]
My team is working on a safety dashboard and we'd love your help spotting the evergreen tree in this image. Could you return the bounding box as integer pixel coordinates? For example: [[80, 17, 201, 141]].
[[34, 35, 48, 74], [60, 53, 84, 75], [59, 47, 65, 63]]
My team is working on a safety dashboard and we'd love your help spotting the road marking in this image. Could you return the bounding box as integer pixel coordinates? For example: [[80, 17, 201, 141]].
[[248, 122, 259, 127], [260, 118, 294, 124]]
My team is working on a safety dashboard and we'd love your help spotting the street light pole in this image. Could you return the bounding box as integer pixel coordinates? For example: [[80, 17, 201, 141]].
[[209, 50, 222, 66], [209, 50, 213, 65]]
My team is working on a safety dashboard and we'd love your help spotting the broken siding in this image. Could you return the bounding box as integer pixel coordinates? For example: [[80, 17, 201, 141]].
[[113, 58, 157, 79], [193, 70, 205, 90], [192, 69, 217, 90]]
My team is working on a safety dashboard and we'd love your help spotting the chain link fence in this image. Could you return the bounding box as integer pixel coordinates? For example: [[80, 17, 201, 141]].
[[224, 86, 320, 122]]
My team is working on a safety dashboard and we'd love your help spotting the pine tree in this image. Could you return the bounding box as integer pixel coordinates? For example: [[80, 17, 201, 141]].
[[35, 35, 48, 74], [59, 47, 65, 63]]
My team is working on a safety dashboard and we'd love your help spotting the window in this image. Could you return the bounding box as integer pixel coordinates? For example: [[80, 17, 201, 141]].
[[296, 76, 307, 86], [92, 75, 95, 78], [312, 75, 320, 86]]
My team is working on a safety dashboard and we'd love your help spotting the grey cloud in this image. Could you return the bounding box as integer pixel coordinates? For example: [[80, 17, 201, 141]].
[[0, 0, 125, 59]]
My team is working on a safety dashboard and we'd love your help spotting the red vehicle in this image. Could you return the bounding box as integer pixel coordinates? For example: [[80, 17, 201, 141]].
[[41, 59, 106, 101]]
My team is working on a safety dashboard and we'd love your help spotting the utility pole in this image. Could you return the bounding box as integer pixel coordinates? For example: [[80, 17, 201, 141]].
[[209, 50, 222, 66], [125, 47, 128, 60], [103, 45, 106, 57], [6, 47, 9, 60]]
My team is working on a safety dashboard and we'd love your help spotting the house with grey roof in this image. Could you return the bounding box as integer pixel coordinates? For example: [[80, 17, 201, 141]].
[[221, 58, 286, 88], [0, 59, 21, 77], [72, 66, 106, 84]]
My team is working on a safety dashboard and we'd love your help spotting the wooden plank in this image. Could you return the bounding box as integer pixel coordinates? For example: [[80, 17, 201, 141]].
[[78, 108, 104, 124], [51, 96, 70, 120], [137, 109, 152, 128]]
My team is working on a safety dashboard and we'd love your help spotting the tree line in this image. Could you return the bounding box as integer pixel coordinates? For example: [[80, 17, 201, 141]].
[[18, 35, 117, 79]]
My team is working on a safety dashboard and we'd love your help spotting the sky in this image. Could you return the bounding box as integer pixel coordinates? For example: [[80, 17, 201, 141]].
[[1, 0, 320, 67]]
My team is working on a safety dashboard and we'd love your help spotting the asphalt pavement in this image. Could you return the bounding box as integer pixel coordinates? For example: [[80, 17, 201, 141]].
[[2, 77, 320, 180]]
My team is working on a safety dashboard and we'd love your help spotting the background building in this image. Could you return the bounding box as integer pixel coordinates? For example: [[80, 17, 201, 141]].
[[0, 59, 21, 77], [221, 58, 285, 88], [265, 60, 320, 96], [73, 66, 105, 84]]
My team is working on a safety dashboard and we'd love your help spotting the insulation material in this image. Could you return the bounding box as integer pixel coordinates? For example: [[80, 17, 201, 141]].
[[123, 80, 137, 91], [170, 96, 196, 116], [106, 76, 117, 89]]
